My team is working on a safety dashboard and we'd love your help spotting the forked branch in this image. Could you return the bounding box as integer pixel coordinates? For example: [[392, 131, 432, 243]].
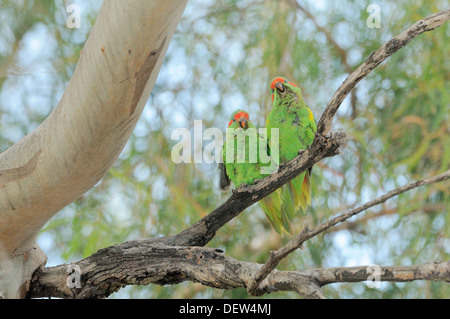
[[247, 170, 450, 295]]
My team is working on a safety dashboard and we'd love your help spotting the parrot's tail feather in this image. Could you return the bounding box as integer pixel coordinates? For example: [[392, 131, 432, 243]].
[[260, 189, 291, 235], [259, 167, 312, 235], [302, 167, 312, 210], [281, 184, 296, 218], [287, 182, 301, 214], [301, 168, 312, 212], [288, 168, 312, 214]]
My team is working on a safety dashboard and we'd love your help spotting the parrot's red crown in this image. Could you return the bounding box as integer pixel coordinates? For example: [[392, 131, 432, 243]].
[[270, 77, 297, 91], [228, 111, 250, 127], [270, 77, 298, 102]]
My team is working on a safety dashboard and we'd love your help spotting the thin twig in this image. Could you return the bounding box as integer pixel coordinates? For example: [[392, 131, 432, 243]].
[[247, 170, 450, 295], [310, 261, 450, 286], [316, 9, 450, 136], [330, 203, 447, 233]]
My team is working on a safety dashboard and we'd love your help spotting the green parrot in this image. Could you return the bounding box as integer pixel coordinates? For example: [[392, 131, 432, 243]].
[[219, 110, 289, 234], [266, 76, 317, 232]]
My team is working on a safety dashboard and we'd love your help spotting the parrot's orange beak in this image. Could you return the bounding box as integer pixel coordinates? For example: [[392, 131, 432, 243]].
[[275, 81, 285, 93], [239, 118, 248, 129]]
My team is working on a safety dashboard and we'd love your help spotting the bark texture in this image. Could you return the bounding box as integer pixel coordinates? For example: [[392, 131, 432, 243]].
[[28, 240, 450, 299]]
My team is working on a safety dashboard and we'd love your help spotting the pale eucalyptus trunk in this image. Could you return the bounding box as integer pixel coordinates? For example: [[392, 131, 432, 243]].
[[0, 0, 188, 298]]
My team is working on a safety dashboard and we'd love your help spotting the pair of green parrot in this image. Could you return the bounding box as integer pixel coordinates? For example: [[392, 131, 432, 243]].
[[219, 77, 317, 235]]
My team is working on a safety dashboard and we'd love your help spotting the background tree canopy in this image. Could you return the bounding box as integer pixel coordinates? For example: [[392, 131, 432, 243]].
[[0, 0, 448, 298]]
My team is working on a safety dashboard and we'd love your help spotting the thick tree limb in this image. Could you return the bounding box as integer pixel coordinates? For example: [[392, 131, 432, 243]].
[[247, 170, 450, 295], [28, 240, 324, 299], [27, 240, 450, 299]]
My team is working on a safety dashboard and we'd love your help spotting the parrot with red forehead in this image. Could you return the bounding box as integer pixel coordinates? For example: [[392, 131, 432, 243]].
[[219, 110, 290, 234], [266, 76, 317, 233]]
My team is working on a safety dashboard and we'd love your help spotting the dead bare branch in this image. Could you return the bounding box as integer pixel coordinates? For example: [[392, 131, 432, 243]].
[[247, 170, 450, 295]]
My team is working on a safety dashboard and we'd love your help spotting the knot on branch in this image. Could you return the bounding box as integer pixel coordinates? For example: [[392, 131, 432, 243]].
[[312, 129, 347, 158]]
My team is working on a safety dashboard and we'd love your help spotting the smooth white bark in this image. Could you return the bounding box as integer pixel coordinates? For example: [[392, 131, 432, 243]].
[[0, 0, 187, 298]]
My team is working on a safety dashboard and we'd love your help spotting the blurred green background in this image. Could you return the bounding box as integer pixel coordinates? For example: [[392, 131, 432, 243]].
[[0, 0, 448, 298]]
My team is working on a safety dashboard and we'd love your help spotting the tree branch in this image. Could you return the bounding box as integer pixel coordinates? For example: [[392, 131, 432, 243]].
[[311, 261, 450, 286], [330, 203, 446, 233], [316, 9, 450, 135], [166, 130, 346, 247], [27, 240, 325, 299], [27, 170, 449, 299], [247, 170, 450, 295], [27, 240, 450, 299]]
